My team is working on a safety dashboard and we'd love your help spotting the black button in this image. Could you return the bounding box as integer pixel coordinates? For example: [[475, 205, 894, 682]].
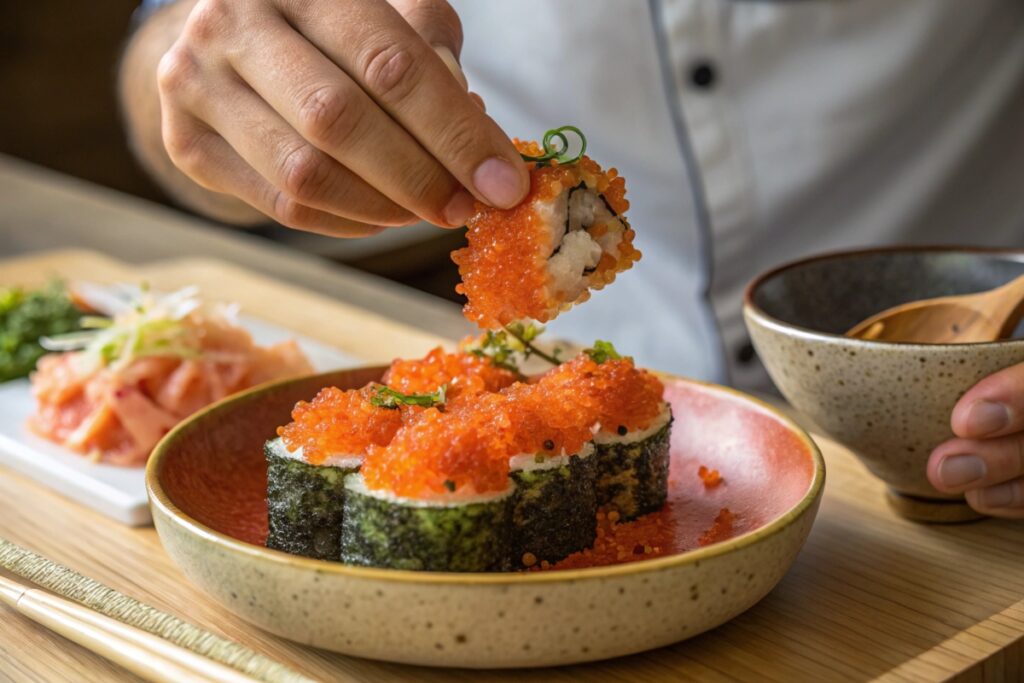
[[736, 341, 756, 365], [690, 61, 716, 89]]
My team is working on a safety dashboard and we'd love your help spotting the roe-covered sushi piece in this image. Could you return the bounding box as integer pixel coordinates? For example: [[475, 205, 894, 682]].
[[343, 394, 515, 572], [267, 384, 407, 560], [500, 376, 599, 567], [452, 128, 641, 328], [543, 345, 673, 521]]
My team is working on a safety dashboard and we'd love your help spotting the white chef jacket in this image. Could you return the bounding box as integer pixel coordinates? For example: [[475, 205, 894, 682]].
[[452, 0, 1024, 391]]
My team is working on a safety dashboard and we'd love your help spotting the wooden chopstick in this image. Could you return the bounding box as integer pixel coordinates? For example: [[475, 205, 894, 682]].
[[0, 572, 256, 682], [0, 537, 315, 683]]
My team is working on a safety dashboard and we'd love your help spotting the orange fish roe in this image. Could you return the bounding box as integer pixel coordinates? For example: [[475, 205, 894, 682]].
[[536, 354, 666, 434], [277, 384, 404, 465], [540, 506, 675, 571], [698, 465, 723, 488], [361, 360, 612, 498], [361, 393, 514, 498], [698, 508, 735, 547], [452, 140, 641, 329], [359, 351, 664, 500], [383, 347, 518, 399], [499, 380, 594, 456]]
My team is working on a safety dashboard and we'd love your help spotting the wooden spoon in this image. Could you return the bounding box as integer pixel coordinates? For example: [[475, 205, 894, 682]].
[[846, 273, 1024, 343]]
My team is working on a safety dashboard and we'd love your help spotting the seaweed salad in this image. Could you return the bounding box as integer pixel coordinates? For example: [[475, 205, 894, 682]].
[[0, 282, 82, 382]]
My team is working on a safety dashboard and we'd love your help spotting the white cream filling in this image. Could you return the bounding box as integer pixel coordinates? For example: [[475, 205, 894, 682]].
[[593, 403, 672, 445], [266, 436, 362, 469], [344, 473, 515, 508], [508, 441, 595, 472]]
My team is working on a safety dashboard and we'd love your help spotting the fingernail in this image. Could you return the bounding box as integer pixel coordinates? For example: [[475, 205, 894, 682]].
[[473, 157, 524, 208], [965, 400, 1010, 436], [979, 481, 1017, 508], [442, 189, 476, 226], [432, 45, 468, 90], [938, 454, 986, 487]]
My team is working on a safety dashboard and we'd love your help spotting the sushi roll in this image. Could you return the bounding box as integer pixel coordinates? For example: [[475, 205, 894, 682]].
[[266, 384, 406, 560], [593, 404, 673, 520], [340, 474, 514, 572], [508, 443, 597, 568], [452, 127, 641, 328], [264, 437, 360, 560], [348, 396, 516, 571]]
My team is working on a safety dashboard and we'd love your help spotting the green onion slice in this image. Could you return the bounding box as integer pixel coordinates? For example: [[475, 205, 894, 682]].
[[520, 126, 587, 167]]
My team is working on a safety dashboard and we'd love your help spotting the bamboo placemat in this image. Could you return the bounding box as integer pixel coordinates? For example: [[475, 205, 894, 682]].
[[0, 538, 311, 683]]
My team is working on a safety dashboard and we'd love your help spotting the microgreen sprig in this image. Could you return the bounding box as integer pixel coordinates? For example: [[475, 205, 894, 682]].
[[584, 340, 625, 365], [503, 321, 562, 366], [465, 322, 563, 371], [520, 126, 587, 167], [466, 330, 522, 373], [370, 384, 447, 410]]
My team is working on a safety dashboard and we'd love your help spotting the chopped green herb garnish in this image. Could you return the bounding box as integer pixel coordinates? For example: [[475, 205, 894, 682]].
[[370, 384, 447, 410], [520, 126, 587, 167], [585, 340, 625, 365], [534, 454, 546, 464]]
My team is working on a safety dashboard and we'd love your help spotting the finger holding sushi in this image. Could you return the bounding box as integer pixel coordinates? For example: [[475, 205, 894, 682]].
[[928, 362, 1024, 518], [126, 0, 529, 234]]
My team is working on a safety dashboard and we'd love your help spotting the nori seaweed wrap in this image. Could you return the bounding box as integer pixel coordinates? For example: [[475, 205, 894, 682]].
[[265, 437, 360, 560], [509, 443, 597, 567], [594, 404, 673, 520], [340, 473, 513, 572]]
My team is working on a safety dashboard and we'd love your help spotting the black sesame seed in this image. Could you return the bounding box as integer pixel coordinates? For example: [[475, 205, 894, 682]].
[[543, 439, 555, 450], [617, 425, 628, 436]]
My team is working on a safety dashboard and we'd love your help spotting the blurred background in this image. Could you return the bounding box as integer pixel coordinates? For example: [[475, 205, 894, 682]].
[[0, 2, 464, 301]]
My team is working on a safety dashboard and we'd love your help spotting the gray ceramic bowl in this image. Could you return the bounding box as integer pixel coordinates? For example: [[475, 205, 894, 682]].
[[744, 247, 1024, 519]]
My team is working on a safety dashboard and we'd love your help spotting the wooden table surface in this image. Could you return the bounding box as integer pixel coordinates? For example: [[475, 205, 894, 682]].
[[1, 160, 1024, 682]]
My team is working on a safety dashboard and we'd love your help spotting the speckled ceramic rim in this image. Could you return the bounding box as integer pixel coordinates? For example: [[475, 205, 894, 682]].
[[744, 244, 1024, 349], [147, 369, 825, 585]]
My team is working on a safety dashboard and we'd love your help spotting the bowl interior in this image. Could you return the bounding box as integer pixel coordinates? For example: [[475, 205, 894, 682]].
[[750, 248, 1024, 335], [154, 369, 819, 567]]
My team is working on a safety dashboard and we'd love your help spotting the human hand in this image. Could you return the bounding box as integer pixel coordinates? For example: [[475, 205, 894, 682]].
[[156, 0, 528, 236], [927, 363, 1024, 518]]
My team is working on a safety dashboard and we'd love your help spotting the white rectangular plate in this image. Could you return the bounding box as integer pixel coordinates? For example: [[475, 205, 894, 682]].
[[0, 316, 359, 526]]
